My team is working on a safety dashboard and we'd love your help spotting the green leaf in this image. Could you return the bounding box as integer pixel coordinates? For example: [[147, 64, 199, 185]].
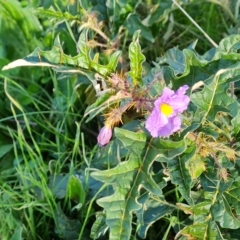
[[0, 136, 13, 158], [210, 192, 240, 229], [125, 14, 154, 43], [9, 227, 23, 240], [167, 145, 194, 204], [225, 177, 240, 216], [91, 139, 128, 170], [48, 175, 69, 199], [151, 138, 187, 160], [84, 91, 113, 122], [0, 144, 13, 158], [180, 221, 225, 240], [179, 173, 240, 239], [143, 67, 164, 97], [106, 0, 134, 35], [136, 196, 175, 239], [91, 156, 141, 240], [35, 7, 80, 21], [231, 110, 240, 136], [158, 46, 187, 75], [75, 170, 112, 200], [54, 203, 81, 240], [107, 51, 122, 73], [179, 189, 239, 239], [128, 30, 146, 86], [217, 34, 240, 53], [143, 1, 172, 26], [90, 212, 108, 239], [191, 65, 240, 124], [157, 34, 240, 90], [114, 128, 147, 155], [2, 31, 121, 78], [67, 176, 85, 204]]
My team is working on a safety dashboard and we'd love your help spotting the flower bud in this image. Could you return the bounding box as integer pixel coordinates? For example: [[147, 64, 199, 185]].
[[97, 125, 112, 147]]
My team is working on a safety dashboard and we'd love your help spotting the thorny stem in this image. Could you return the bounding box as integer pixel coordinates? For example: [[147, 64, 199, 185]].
[[79, 22, 110, 42], [132, 96, 155, 112], [211, 152, 229, 182], [147, 78, 159, 90], [210, 152, 223, 169], [134, 97, 155, 103], [230, 82, 235, 98]]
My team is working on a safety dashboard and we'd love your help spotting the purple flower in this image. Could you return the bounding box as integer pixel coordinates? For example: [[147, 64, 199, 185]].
[[145, 85, 190, 137], [97, 125, 112, 147]]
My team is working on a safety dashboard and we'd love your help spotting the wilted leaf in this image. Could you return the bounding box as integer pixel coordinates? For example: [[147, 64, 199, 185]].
[[179, 221, 225, 240], [186, 155, 206, 180]]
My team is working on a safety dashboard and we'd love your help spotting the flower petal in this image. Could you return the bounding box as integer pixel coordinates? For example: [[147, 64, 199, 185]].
[[165, 85, 190, 113], [154, 87, 174, 108], [167, 95, 190, 113], [176, 85, 189, 95], [170, 115, 182, 132], [145, 85, 190, 138], [145, 109, 168, 137], [157, 115, 181, 137]]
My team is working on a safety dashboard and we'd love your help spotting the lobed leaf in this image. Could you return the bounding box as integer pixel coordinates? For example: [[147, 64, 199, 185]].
[[179, 221, 225, 240], [191, 65, 240, 124], [167, 145, 194, 205], [157, 34, 240, 91], [114, 128, 147, 155], [91, 156, 142, 240], [136, 196, 175, 239], [91, 129, 165, 240], [151, 138, 187, 160], [90, 212, 108, 239]]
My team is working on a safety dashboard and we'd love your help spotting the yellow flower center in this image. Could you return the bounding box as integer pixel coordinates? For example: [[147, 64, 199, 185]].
[[160, 103, 173, 117]]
